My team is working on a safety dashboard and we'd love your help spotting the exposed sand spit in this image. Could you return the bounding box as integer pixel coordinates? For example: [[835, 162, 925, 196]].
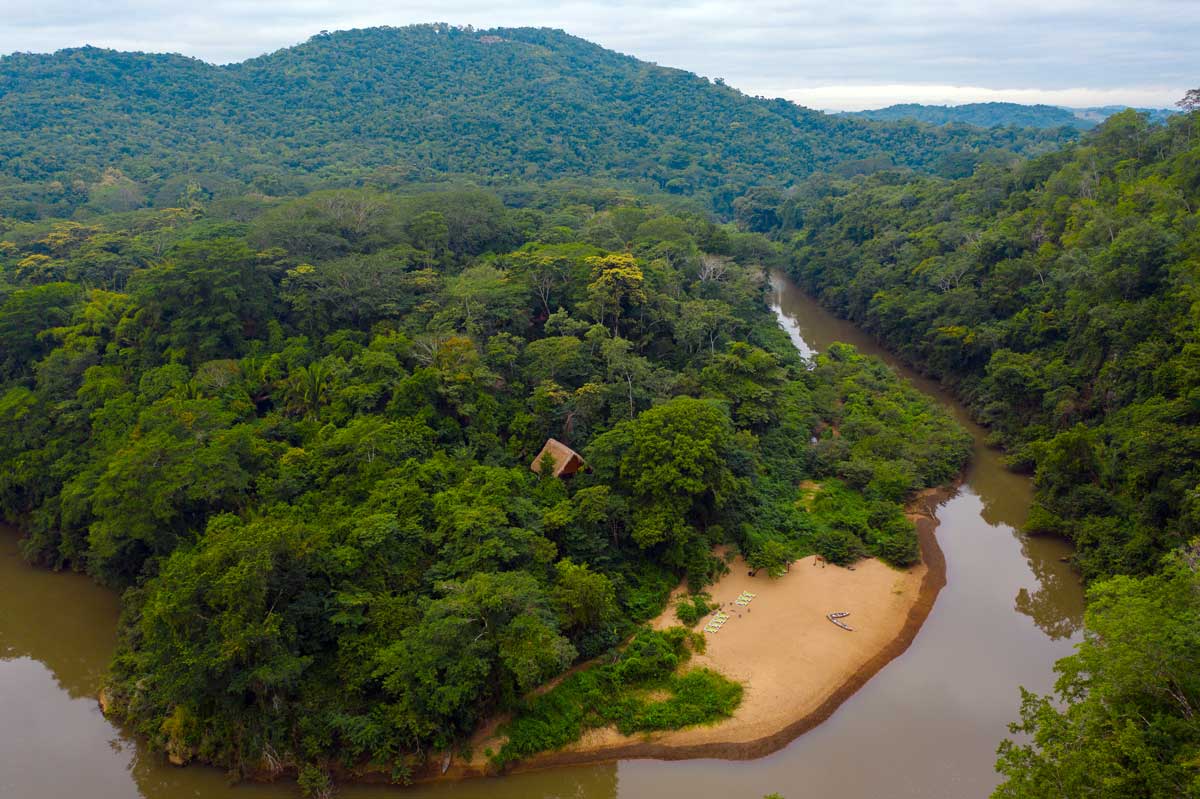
[[429, 485, 951, 781]]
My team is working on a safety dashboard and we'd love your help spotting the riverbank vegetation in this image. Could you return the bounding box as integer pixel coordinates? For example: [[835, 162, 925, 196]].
[[781, 106, 1200, 583], [766, 101, 1200, 798], [490, 627, 741, 767], [0, 181, 966, 781], [995, 545, 1200, 798]]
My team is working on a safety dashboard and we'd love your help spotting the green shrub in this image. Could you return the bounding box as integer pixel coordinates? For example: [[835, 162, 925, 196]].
[[493, 627, 739, 767], [619, 668, 743, 733], [674, 592, 713, 627], [875, 527, 920, 566], [748, 539, 795, 577], [617, 562, 678, 623], [297, 765, 333, 799], [803, 479, 922, 568], [813, 526, 868, 565]]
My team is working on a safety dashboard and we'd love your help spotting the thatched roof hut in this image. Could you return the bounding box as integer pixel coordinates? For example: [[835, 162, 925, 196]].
[[530, 438, 585, 478]]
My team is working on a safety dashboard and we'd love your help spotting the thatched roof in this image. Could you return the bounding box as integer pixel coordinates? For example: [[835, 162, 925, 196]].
[[530, 438, 585, 478]]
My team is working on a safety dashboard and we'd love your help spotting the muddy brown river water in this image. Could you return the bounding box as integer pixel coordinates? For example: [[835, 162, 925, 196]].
[[0, 269, 1084, 799]]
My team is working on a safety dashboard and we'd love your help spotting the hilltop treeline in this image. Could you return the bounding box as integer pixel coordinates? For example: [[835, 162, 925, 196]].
[[845, 102, 1177, 131], [0, 25, 1074, 220], [0, 185, 966, 778]]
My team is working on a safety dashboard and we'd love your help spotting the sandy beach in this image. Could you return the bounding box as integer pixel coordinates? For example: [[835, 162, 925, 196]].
[[430, 486, 950, 780]]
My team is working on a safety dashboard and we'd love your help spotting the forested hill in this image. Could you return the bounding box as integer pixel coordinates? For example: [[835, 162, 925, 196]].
[[0, 24, 1075, 219], [846, 102, 1092, 129], [845, 102, 1176, 130]]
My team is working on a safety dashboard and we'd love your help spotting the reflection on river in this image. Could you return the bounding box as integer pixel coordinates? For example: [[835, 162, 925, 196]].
[[768, 270, 1084, 644], [0, 270, 1083, 799]]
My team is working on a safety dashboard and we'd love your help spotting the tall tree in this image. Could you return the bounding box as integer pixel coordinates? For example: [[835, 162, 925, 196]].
[[586, 253, 646, 337]]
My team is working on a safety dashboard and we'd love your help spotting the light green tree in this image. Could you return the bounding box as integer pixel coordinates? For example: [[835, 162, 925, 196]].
[[994, 551, 1200, 799], [586, 252, 646, 336]]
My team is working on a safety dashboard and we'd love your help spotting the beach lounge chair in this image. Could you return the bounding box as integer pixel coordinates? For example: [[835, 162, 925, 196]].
[[704, 611, 731, 633]]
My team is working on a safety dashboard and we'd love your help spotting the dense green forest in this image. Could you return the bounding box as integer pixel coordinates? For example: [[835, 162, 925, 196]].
[[845, 102, 1177, 131], [0, 24, 1076, 220], [0, 183, 967, 781], [772, 105, 1200, 797], [2, 21, 1196, 797]]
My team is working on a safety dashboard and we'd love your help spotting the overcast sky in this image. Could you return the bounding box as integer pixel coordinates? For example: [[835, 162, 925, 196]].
[[0, 1, 1193, 111]]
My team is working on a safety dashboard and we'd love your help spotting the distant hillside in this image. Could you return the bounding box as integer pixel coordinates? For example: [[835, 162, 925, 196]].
[[846, 102, 1090, 129], [0, 24, 1075, 218], [845, 101, 1176, 130], [1070, 104, 1178, 126]]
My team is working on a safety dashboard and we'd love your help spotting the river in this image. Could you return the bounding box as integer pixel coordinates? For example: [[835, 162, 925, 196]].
[[0, 269, 1084, 799]]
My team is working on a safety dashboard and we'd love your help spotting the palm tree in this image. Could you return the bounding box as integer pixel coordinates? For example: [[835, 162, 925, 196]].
[[283, 362, 333, 419]]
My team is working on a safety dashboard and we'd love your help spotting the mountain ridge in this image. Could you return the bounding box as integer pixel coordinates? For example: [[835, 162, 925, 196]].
[[0, 24, 1076, 218], [844, 100, 1177, 130]]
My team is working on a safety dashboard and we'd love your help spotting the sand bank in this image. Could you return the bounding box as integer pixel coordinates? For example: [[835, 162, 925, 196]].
[[431, 485, 951, 780]]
